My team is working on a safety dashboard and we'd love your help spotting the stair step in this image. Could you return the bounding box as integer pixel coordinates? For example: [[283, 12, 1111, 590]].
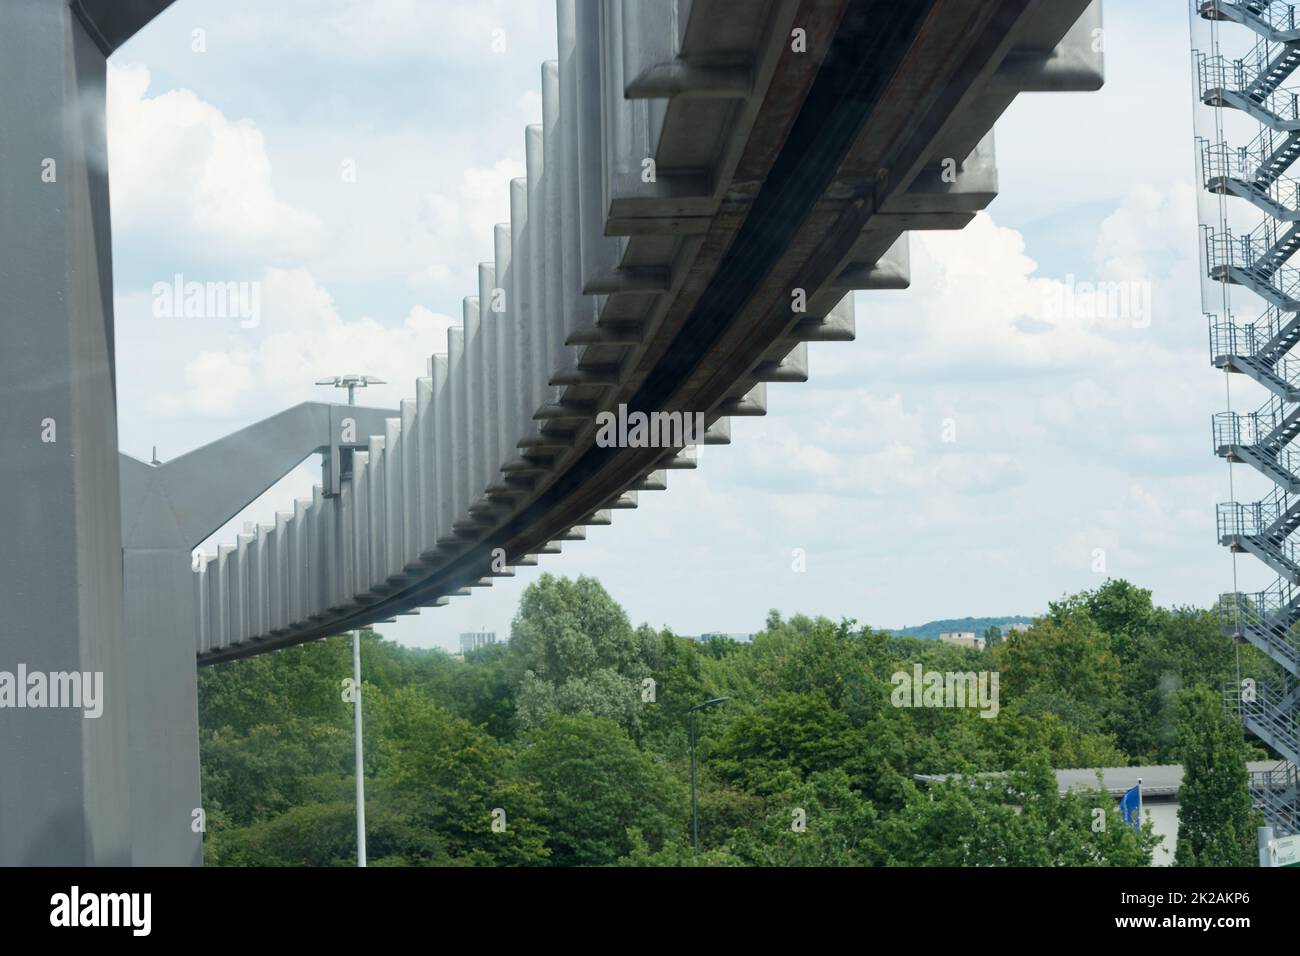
[[1257, 226, 1300, 278], [1258, 131, 1300, 185], [1240, 623, 1300, 676], [1213, 177, 1300, 221], [1250, 46, 1300, 99]]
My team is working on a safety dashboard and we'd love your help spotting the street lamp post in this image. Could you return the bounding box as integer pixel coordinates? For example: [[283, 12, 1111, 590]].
[[689, 697, 730, 851], [314, 373, 386, 407], [352, 629, 365, 867], [316, 373, 385, 868]]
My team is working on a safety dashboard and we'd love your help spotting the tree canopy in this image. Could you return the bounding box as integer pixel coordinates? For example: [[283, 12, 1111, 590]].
[[196, 576, 1270, 867]]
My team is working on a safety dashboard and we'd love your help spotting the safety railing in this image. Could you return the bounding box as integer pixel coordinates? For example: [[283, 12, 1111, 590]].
[[1212, 392, 1295, 448], [1227, 677, 1300, 761], [1217, 487, 1300, 539], [1199, 53, 1300, 120], [1205, 0, 1300, 35], [1208, 305, 1300, 362], [1206, 224, 1300, 288], [1221, 579, 1300, 633]]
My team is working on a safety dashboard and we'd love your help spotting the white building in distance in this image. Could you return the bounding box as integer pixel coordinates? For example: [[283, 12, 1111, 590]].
[[459, 631, 497, 654], [938, 631, 985, 650]]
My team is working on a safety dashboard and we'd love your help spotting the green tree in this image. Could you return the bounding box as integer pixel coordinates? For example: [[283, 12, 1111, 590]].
[[881, 756, 1157, 866], [995, 611, 1121, 734], [1066, 579, 1157, 660], [1173, 687, 1258, 866], [712, 691, 858, 792], [515, 715, 686, 865], [510, 574, 653, 733], [209, 795, 452, 867], [726, 769, 883, 866], [375, 688, 550, 866]]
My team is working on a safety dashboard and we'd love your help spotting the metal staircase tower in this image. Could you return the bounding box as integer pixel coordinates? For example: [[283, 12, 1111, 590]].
[[1197, 0, 1300, 835]]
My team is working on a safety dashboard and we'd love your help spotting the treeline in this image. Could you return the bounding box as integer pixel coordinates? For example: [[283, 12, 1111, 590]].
[[890, 615, 1032, 640], [197, 577, 1270, 866]]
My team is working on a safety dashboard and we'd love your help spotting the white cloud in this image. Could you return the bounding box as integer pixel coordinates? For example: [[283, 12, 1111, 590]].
[[148, 268, 456, 418], [1092, 182, 1197, 281], [107, 62, 320, 260], [408, 158, 526, 287], [222, 0, 552, 63]]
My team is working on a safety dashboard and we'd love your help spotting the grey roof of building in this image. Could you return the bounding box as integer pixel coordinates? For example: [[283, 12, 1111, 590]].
[[913, 761, 1286, 799]]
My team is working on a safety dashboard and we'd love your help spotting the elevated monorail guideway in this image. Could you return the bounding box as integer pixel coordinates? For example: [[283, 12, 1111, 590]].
[[0, 0, 1102, 865]]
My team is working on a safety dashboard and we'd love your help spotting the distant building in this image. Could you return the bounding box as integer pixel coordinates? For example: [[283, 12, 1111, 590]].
[[1005, 622, 1030, 634], [459, 631, 497, 654], [694, 632, 754, 644], [915, 761, 1284, 866], [938, 631, 985, 650]]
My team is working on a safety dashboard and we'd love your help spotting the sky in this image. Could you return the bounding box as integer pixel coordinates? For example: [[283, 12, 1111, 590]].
[[108, 1, 1242, 653]]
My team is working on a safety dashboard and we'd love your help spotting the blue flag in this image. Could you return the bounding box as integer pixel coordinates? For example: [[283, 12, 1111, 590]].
[[1120, 784, 1141, 833]]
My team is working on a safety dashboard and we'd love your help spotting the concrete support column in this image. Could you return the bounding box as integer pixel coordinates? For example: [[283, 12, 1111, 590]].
[[122, 549, 203, 866], [117, 402, 394, 863], [0, 0, 131, 865]]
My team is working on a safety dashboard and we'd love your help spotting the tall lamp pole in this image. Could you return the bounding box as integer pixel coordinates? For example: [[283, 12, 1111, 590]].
[[351, 628, 365, 867], [689, 697, 730, 851], [316, 374, 385, 868]]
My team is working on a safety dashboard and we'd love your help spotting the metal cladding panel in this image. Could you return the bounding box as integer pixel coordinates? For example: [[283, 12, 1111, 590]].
[[447, 325, 466, 529], [289, 499, 306, 625], [195, 560, 209, 656], [524, 125, 550, 430], [337, 478, 356, 609], [241, 536, 257, 644], [368, 436, 387, 585], [401, 398, 419, 566], [614, 0, 685, 187], [352, 451, 372, 600], [485, 245, 506, 483], [384, 418, 404, 576], [224, 544, 240, 647], [299, 505, 310, 623], [273, 513, 290, 633], [495, 220, 516, 472], [995, 0, 1104, 94], [541, 61, 569, 393], [264, 518, 277, 634], [602, 0, 634, 216], [431, 355, 451, 544], [429, 366, 449, 548], [213, 547, 229, 651], [619, 0, 672, 90], [318, 489, 337, 614], [573, 0, 622, 293], [306, 487, 324, 619], [233, 535, 251, 645], [264, 526, 279, 635], [415, 376, 436, 555], [252, 526, 268, 637], [477, 267, 495, 488], [507, 178, 527, 457], [472, 267, 492, 501], [556, 3, 593, 343]]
